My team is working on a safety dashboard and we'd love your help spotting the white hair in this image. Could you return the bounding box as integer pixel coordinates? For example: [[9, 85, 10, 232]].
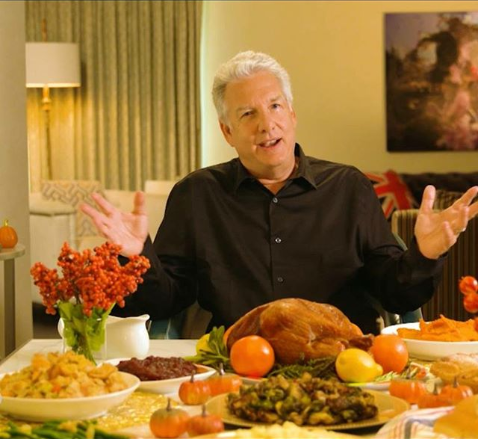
[[212, 51, 293, 123]]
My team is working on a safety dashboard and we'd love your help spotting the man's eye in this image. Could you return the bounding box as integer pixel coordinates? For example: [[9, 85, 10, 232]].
[[241, 111, 252, 118], [272, 103, 282, 109]]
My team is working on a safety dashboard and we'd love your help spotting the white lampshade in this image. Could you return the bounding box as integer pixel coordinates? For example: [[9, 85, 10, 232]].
[[26, 42, 81, 88]]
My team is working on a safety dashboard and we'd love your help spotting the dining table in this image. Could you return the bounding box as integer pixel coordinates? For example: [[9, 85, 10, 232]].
[[0, 338, 449, 439]]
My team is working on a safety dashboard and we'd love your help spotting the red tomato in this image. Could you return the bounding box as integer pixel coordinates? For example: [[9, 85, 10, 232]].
[[230, 335, 275, 378], [459, 276, 478, 295], [370, 334, 409, 373], [463, 293, 478, 313]]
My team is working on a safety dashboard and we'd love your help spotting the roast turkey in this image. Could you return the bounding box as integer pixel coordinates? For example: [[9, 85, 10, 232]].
[[226, 298, 373, 364]]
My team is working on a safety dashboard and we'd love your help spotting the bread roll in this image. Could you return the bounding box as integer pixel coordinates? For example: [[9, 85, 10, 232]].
[[433, 395, 478, 438]]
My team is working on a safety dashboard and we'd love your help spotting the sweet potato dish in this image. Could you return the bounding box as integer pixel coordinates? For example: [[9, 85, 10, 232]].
[[397, 315, 478, 342]]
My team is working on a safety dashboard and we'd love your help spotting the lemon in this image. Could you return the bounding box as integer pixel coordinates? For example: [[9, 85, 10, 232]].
[[196, 333, 211, 354], [335, 348, 383, 383]]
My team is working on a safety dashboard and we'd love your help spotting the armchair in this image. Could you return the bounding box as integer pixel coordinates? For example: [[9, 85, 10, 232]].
[[391, 193, 478, 321]]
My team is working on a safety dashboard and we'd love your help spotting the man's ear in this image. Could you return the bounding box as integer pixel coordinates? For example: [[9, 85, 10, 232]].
[[219, 120, 234, 147]]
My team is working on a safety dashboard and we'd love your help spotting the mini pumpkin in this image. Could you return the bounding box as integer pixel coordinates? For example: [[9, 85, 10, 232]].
[[178, 370, 211, 405], [149, 398, 190, 438], [0, 219, 18, 249], [186, 404, 225, 437]]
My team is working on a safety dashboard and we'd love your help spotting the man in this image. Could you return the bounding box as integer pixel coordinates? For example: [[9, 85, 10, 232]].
[[82, 51, 478, 334]]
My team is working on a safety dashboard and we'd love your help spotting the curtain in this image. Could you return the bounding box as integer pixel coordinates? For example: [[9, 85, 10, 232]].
[[26, 1, 202, 191]]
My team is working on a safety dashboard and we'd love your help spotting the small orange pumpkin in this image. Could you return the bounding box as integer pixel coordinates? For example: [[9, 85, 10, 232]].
[[439, 377, 473, 406], [0, 219, 18, 248]]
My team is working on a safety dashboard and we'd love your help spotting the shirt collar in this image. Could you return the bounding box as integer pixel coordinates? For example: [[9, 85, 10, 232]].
[[232, 143, 317, 193]]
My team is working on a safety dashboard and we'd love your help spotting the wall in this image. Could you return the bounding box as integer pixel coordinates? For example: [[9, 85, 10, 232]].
[[0, 1, 33, 354], [201, 1, 478, 173]]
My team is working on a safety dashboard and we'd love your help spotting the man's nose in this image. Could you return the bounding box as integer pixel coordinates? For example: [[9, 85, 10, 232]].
[[257, 111, 275, 132]]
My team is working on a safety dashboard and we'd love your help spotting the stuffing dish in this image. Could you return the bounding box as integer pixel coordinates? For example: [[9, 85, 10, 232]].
[[227, 372, 378, 426], [0, 351, 128, 398]]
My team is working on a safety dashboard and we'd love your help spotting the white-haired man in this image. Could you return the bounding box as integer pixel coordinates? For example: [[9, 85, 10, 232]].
[[82, 51, 478, 334]]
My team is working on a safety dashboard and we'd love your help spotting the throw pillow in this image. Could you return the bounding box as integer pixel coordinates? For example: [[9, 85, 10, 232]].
[[434, 189, 478, 210], [41, 180, 104, 238], [364, 170, 418, 220]]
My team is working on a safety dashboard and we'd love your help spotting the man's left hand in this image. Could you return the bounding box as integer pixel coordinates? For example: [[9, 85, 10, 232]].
[[415, 185, 478, 259]]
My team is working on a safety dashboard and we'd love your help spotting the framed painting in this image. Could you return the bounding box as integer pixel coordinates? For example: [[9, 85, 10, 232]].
[[385, 12, 478, 152]]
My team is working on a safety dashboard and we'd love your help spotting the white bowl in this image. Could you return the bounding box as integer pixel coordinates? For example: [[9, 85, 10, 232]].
[[0, 372, 139, 422], [381, 322, 478, 360], [108, 359, 216, 394]]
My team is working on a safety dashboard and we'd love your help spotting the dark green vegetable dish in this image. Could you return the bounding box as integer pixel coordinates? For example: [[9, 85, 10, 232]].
[[227, 373, 378, 426]]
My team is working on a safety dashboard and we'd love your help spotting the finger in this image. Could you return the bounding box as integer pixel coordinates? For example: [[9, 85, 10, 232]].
[[454, 186, 478, 207], [419, 185, 436, 215], [90, 192, 117, 216], [132, 191, 146, 215], [454, 205, 469, 234], [80, 202, 106, 222]]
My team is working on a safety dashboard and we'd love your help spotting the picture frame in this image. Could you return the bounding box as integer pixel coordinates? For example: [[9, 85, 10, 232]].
[[385, 12, 478, 152]]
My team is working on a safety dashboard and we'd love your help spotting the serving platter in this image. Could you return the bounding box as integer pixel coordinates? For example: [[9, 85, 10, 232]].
[[0, 372, 139, 422], [107, 358, 215, 394], [382, 322, 478, 360], [205, 389, 409, 431]]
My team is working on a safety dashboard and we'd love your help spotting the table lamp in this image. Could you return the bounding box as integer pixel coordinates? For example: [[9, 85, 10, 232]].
[[26, 42, 81, 179]]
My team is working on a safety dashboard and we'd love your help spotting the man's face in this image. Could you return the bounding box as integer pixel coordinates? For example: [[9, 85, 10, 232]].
[[220, 71, 297, 178]]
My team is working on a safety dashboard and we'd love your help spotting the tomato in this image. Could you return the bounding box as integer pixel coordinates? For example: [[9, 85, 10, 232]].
[[207, 363, 243, 396], [149, 398, 190, 438], [459, 276, 478, 295], [389, 378, 427, 404], [229, 335, 275, 378], [335, 348, 383, 383], [463, 293, 478, 313], [178, 371, 211, 405], [186, 405, 225, 437], [370, 334, 409, 373]]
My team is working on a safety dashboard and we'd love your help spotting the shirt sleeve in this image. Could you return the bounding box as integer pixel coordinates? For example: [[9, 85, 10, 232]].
[[358, 174, 446, 314], [112, 182, 198, 320]]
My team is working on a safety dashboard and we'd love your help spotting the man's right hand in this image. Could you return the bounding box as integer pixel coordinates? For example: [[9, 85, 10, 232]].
[[80, 192, 149, 257]]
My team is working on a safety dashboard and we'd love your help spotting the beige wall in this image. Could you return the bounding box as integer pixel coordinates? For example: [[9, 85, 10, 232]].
[[0, 1, 33, 353], [201, 1, 478, 173]]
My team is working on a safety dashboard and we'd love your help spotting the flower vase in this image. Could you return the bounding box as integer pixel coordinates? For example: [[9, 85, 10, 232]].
[[58, 302, 112, 363]]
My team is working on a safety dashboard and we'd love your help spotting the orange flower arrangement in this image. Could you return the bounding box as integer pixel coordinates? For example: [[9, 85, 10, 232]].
[[31, 241, 150, 362]]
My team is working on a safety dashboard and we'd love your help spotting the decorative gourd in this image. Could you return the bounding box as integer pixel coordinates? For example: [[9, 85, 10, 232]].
[[389, 377, 427, 404], [186, 404, 225, 437], [149, 398, 190, 438], [178, 370, 211, 405], [0, 219, 18, 248], [439, 377, 473, 405]]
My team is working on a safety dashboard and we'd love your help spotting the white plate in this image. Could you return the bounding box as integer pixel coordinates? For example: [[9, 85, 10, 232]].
[[109, 358, 215, 394], [382, 322, 478, 360], [0, 372, 139, 422]]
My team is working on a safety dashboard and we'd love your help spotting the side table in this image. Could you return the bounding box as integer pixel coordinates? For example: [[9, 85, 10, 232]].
[[0, 244, 25, 358]]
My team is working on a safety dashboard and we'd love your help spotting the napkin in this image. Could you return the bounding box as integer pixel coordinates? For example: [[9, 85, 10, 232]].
[[374, 407, 453, 439]]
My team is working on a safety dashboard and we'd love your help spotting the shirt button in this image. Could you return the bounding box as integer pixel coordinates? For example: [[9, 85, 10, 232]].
[[275, 237, 282, 244], [272, 197, 278, 204], [277, 277, 284, 283]]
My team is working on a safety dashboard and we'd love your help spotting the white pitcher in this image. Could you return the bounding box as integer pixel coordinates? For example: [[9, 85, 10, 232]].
[[58, 314, 150, 359]]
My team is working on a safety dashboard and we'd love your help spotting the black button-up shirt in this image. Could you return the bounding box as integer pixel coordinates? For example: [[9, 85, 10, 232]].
[[119, 144, 444, 334]]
